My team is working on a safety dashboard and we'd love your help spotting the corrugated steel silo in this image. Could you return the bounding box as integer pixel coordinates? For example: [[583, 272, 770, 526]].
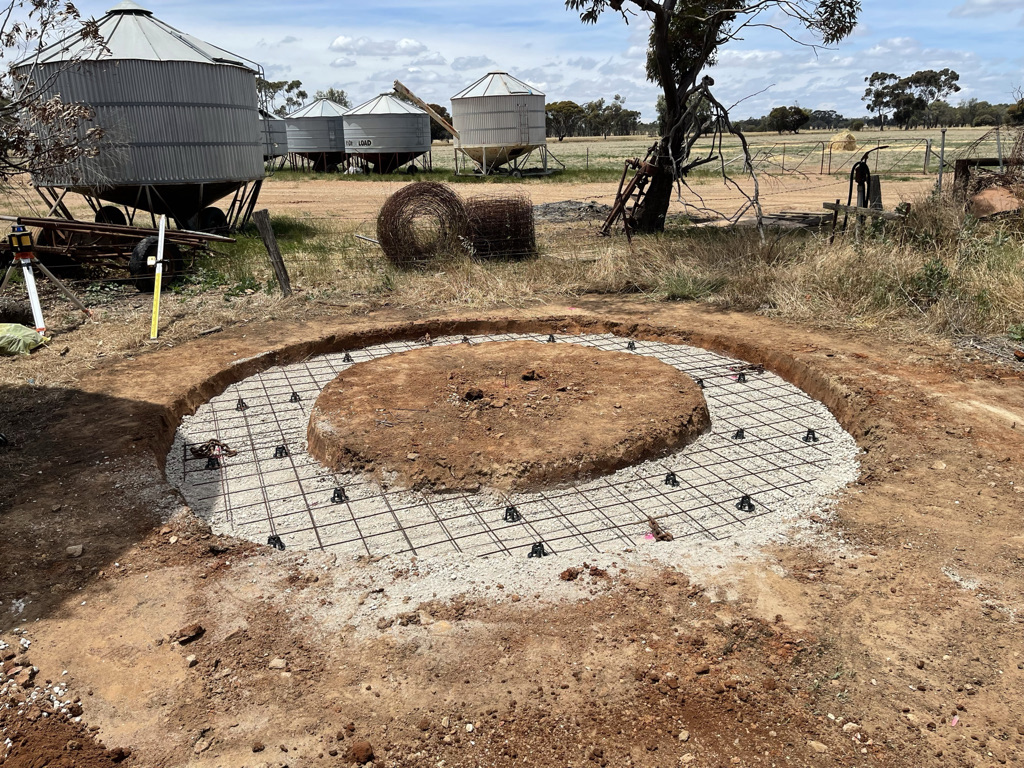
[[285, 99, 347, 172], [451, 72, 546, 174], [260, 110, 289, 161], [342, 94, 431, 173], [17, 0, 264, 228]]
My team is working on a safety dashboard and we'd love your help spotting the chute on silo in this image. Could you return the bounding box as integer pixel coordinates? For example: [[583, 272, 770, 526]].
[[343, 94, 431, 174], [16, 0, 265, 233], [284, 99, 347, 172], [450, 72, 561, 177]]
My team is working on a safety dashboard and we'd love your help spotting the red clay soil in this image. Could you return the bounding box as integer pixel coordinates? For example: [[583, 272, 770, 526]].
[[0, 707, 130, 768], [307, 340, 709, 492], [1, 299, 1024, 768]]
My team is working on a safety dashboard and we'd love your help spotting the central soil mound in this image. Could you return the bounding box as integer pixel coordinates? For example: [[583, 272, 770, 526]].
[[307, 340, 710, 492]]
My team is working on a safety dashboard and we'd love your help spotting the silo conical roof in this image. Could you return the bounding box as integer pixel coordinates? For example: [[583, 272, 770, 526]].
[[345, 94, 425, 116], [288, 99, 350, 119], [452, 72, 544, 99], [27, 1, 255, 69]]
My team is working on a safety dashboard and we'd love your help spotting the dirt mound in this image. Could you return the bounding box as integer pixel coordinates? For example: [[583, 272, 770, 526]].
[[0, 706, 130, 768], [307, 340, 709, 492], [970, 185, 1021, 218]]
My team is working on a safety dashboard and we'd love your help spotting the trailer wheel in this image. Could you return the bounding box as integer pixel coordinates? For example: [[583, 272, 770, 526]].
[[128, 236, 181, 293], [95, 206, 127, 226], [198, 207, 228, 232]]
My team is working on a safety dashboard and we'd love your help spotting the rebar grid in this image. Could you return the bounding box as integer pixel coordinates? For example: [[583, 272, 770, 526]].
[[169, 334, 859, 559]]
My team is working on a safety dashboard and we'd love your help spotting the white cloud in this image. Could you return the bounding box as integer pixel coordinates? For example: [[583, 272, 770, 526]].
[[451, 55, 494, 72], [279, 35, 299, 44], [410, 52, 447, 66], [328, 35, 428, 56], [518, 67, 560, 85], [567, 56, 598, 70], [950, 0, 1024, 16], [330, 57, 357, 68]]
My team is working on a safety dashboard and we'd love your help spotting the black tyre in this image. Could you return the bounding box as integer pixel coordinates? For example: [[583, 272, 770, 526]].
[[511, 169, 524, 179], [198, 207, 228, 232], [95, 206, 127, 226], [128, 236, 181, 293], [406, 164, 418, 175]]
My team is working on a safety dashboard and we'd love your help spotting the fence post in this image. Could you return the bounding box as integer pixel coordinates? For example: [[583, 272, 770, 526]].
[[253, 209, 292, 297], [923, 139, 931, 174], [996, 127, 1003, 172], [936, 128, 947, 193]]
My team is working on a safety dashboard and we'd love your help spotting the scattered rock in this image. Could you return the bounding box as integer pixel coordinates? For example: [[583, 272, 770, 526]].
[[14, 667, 37, 688], [193, 738, 211, 754], [417, 717, 430, 731], [66, 545, 83, 558], [931, 461, 947, 471], [808, 740, 828, 754], [560, 567, 582, 582], [521, 369, 545, 381], [268, 658, 287, 670], [842, 722, 860, 733], [170, 623, 205, 645], [347, 740, 374, 764], [186, 655, 198, 668], [463, 388, 485, 402], [253, 742, 265, 753], [678, 730, 690, 742]]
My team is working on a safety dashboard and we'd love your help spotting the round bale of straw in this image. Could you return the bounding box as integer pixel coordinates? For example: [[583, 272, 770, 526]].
[[465, 193, 537, 260], [829, 131, 858, 152], [376, 182, 469, 267]]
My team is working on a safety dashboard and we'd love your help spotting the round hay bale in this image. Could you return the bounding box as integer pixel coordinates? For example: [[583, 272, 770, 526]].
[[376, 182, 469, 267], [829, 131, 858, 152], [465, 194, 537, 260]]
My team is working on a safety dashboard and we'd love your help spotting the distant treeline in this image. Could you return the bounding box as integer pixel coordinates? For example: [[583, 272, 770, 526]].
[[735, 98, 1023, 135], [545, 96, 646, 139]]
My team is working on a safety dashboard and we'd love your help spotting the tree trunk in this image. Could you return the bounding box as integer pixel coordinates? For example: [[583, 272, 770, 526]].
[[632, 153, 674, 234]]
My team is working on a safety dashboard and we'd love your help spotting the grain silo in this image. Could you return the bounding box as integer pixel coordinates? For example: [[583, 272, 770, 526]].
[[285, 99, 347, 172], [17, 0, 264, 230], [260, 110, 289, 162], [342, 94, 431, 173], [451, 72, 550, 176]]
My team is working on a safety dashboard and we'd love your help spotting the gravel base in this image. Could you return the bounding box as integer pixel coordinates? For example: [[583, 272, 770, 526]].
[[168, 333, 860, 572]]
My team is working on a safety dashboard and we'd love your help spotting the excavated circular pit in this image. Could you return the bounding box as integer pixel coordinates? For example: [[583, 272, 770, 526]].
[[306, 340, 710, 493], [168, 333, 860, 559]]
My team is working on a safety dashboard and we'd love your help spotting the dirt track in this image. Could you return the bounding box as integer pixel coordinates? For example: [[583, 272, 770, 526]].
[[256, 175, 934, 224], [2, 298, 1023, 767]]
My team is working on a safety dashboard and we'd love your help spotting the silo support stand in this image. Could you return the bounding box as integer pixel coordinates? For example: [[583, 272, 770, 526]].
[[600, 144, 659, 240]]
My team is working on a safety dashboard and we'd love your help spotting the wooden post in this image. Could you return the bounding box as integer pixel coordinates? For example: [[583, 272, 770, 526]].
[[253, 209, 292, 297]]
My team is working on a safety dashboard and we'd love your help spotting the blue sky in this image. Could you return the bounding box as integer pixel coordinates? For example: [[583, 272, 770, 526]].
[[73, 0, 1024, 120]]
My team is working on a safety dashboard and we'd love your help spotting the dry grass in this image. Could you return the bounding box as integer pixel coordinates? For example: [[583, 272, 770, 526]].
[[2, 195, 1021, 395], [369, 194, 1024, 338]]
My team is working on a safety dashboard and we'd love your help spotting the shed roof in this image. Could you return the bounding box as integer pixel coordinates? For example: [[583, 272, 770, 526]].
[[27, 1, 255, 69], [345, 94, 425, 117], [452, 72, 544, 100]]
